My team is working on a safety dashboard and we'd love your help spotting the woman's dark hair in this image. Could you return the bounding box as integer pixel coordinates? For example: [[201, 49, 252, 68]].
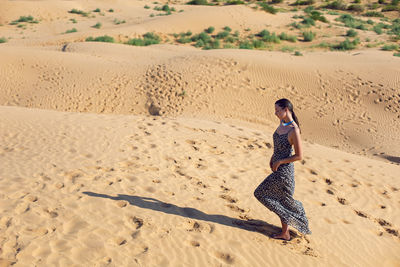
[[275, 98, 301, 132]]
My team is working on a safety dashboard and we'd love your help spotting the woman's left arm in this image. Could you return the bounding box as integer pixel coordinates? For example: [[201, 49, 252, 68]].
[[280, 127, 303, 164]]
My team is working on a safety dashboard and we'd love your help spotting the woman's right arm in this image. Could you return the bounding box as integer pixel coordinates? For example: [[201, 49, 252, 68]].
[[269, 156, 273, 170]]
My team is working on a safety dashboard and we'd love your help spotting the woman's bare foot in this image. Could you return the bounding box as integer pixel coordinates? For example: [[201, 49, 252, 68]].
[[272, 232, 291, 241]]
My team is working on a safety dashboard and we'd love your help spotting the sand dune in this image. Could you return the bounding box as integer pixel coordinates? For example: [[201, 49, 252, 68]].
[[0, 106, 399, 266], [1, 0, 400, 265]]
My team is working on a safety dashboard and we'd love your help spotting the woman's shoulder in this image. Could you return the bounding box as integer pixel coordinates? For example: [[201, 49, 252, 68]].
[[289, 124, 300, 135]]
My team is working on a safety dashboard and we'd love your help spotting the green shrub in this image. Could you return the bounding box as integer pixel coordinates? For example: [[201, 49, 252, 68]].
[[347, 4, 364, 12], [346, 29, 358, 37], [195, 39, 205, 47], [382, 5, 400, 11], [216, 31, 230, 39], [317, 41, 331, 48], [223, 43, 237, 48], [225, 36, 237, 43], [144, 5, 151, 9], [108, 9, 114, 12], [187, 0, 210, 5], [204, 39, 220, 49], [225, 0, 244, 4], [239, 40, 254, 49], [309, 11, 328, 23], [126, 32, 161, 46], [369, 3, 380, 9], [258, 2, 278, 14], [70, 18, 77, 23], [327, 10, 340, 15], [162, 4, 171, 11], [354, 0, 361, 3], [223, 26, 232, 32], [393, 52, 400, 57], [114, 19, 126, 24], [281, 46, 295, 52], [257, 30, 281, 43], [86, 35, 114, 42], [177, 37, 192, 43], [252, 39, 266, 48], [0, 37, 7, 43], [289, 22, 301, 29], [291, 0, 315, 5], [324, 0, 347, 10], [363, 11, 384, 17], [381, 43, 399, 50], [191, 32, 211, 43], [271, 0, 284, 3], [65, 28, 77, 33], [388, 20, 400, 37], [373, 24, 384, 34], [93, 8, 101, 12], [302, 30, 315, 41], [205, 26, 215, 33], [10, 15, 39, 25], [302, 17, 316, 26], [332, 38, 359, 50], [278, 32, 297, 42], [304, 6, 315, 13], [336, 14, 368, 30], [294, 51, 303, 56], [68, 9, 90, 17], [92, 22, 102, 29]]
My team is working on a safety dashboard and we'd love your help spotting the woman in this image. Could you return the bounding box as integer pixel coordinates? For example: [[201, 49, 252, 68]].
[[254, 98, 311, 240]]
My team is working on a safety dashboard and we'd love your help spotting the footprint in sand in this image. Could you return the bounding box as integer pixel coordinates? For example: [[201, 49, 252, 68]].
[[220, 185, 231, 193], [128, 216, 144, 230], [110, 237, 127, 246], [116, 200, 128, 208], [15, 202, 30, 214], [183, 220, 214, 234], [227, 204, 246, 213], [215, 251, 235, 264], [95, 256, 112, 267], [189, 240, 200, 247], [354, 210, 368, 218], [337, 197, 349, 205], [326, 189, 335, 195], [219, 194, 238, 203]]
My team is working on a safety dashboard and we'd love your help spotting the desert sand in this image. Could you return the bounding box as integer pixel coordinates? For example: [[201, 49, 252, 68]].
[[0, 0, 399, 266]]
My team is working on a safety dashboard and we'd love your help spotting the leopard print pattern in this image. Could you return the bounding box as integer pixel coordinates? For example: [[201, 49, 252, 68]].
[[254, 130, 311, 235]]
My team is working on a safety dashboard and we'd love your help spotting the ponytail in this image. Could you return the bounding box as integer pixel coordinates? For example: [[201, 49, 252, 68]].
[[291, 110, 301, 133]]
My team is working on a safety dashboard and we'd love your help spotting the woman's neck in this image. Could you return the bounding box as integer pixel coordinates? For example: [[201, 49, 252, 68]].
[[282, 117, 293, 124]]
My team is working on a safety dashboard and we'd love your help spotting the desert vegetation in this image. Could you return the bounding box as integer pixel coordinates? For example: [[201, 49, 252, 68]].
[[10, 16, 39, 25]]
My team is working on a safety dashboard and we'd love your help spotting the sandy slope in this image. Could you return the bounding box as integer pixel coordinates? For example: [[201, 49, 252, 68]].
[[0, 106, 399, 267], [0, 43, 399, 161], [1, 0, 400, 266]]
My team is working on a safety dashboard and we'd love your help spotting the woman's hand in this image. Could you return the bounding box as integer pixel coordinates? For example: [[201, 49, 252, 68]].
[[272, 160, 281, 172]]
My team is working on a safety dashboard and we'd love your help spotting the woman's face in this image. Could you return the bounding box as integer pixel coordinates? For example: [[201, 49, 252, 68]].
[[275, 104, 287, 120]]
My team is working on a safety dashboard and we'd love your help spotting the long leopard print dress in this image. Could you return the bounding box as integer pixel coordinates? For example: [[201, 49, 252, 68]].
[[254, 130, 311, 235]]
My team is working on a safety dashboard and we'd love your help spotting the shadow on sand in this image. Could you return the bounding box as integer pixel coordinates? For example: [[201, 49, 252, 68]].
[[381, 154, 400, 164], [82, 192, 299, 239]]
